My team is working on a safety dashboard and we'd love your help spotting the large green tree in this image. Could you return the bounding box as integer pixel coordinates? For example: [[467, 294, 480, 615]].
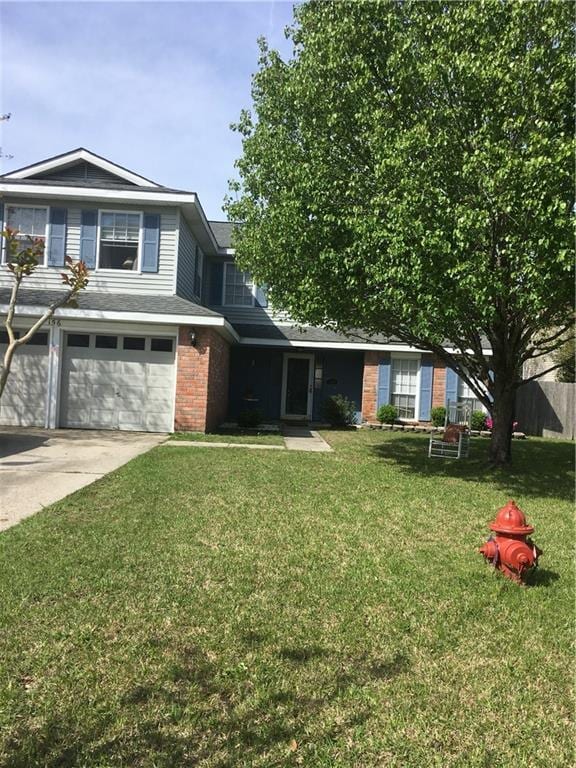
[[225, 0, 574, 465]]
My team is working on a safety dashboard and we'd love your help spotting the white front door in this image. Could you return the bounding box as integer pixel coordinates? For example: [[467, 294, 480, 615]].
[[60, 332, 175, 432], [281, 353, 314, 420]]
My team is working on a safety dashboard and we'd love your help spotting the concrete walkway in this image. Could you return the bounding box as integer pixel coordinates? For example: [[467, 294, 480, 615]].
[[162, 441, 285, 450], [162, 427, 333, 453], [281, 426, 333, 452], [0, 428, 166, 532]]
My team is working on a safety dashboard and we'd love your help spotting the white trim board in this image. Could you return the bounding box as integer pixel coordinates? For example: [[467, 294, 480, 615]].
[[0, 305, 240, 344], [0, 183, 196, 205], [237, 336, 493, 355]]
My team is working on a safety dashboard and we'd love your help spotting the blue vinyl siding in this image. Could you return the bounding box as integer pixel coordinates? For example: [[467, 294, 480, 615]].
[[228, 348, 364, 423], [228, 347, 284, 421], [312, 350, 364, 423]]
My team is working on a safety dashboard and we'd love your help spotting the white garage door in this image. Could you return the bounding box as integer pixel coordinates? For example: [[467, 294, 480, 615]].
[[60, 332, 175, 432], [0, 331, 49, 427]]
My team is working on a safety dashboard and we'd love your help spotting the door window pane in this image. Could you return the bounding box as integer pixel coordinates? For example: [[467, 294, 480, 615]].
[[28, 332, 48, 346], [123, 336, 146, 351], [285, 358, 310, 415], [67, 334, 90, 347], [151, 338, 173, 352], [96, 335, 118, 349]]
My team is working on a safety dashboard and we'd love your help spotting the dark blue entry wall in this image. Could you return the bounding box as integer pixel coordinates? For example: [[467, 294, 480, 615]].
[[229, 347, 365, 423], [228, 347, 284, 421], [311, 350, 364, 422]]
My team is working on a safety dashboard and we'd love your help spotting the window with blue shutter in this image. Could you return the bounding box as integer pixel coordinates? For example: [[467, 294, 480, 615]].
[[141, 213, 160, 273], [377, 353, 391, 408], [47, 208, 67, 267], [80, 210, 98, 269], [418, 354, 433, 421]]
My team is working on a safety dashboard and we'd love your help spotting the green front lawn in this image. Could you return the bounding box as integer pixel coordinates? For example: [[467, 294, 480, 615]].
[[0, 431, 573, 767]]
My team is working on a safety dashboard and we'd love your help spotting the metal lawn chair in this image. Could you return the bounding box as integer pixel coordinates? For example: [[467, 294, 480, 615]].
[[428, 401, 472, 459]]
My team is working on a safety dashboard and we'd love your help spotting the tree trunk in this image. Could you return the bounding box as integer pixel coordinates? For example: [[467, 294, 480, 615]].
[[488, 382, 516, 466], [0, 343, 17, 400]]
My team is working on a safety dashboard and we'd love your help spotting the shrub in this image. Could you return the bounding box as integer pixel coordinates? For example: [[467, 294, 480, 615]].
[[322, 394, 356, 427], [471, 410, 487, 431], [377, 403, 397, 424], [237, 409, 262, 428], [430, 406, 446, 427]]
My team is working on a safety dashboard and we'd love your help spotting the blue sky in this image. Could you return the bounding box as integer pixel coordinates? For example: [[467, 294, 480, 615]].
[[0, 1, 297, 219]]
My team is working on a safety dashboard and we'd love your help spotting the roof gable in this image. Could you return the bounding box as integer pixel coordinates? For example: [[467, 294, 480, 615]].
[[2, 148, 160, 188]]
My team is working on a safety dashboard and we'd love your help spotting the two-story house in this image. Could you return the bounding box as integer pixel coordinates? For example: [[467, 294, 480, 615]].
[[0, 149, 486, 433]]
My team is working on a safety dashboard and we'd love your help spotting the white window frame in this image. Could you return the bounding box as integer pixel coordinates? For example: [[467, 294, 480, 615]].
[[96, 209, 143, 273], [2, 204, 50, 266], [390, 353, 421, 422], [222, 261, 257, 307], [457, 375, 487, 413]]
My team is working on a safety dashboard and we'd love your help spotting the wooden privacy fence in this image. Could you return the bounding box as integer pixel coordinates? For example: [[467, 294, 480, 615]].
[[515, 382, 575, 440]]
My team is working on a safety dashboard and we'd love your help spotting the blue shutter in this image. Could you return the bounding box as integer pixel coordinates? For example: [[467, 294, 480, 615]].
[[0, 202, 4, 232], [47, 207, 67, 267], [445, 366, 458, 407], [255, 284, 268, 308], [377, 353, 391, 408], [80, 210, 97, 269], [0, 202, 4, 262], [209, 262, 224, 305], [419, 354, 433, 421], [141, 213, 160, 273]]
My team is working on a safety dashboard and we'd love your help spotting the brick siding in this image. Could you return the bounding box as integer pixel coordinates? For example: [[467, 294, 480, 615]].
[[431, 354, 446, 409], [361, 351, 380, 423], [174, 326, 230, 432]]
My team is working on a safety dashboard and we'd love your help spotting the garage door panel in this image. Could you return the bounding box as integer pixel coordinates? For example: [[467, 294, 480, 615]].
[[0, 343, 49, 427], [61, 332, 175, 432]]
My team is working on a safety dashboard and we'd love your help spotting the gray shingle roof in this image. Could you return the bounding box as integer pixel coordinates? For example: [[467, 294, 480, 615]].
[[0, 178, 193, 195], [232, 323, 395, 345], [0, 288, 222, 318], [208, 221, 235, 249]]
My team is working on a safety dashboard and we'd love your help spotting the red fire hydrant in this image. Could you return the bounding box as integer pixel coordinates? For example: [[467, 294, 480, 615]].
[[479, 500, 542, 584]]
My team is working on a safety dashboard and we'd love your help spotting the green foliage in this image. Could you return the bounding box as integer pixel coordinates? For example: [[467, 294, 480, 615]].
[[430, 406, 446, 427], [322, 394, 356, 426], [226, 0, 574, 464], [554, 333, 575, 382], [237, 409, 262, 428], [377, 403, 397, 424], [471, 410, 488, 431]]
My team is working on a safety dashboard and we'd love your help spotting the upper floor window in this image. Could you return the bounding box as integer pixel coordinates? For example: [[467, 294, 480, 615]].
[[391, 356, 419, 419], [3, 205, 48, 263], [99, 211, 141, 270], [224, 262, 254, 306], [222, 262, 268, 307]]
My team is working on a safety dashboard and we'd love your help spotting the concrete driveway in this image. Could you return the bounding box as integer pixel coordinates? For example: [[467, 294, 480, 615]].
[[0, 428, 167, 532]]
